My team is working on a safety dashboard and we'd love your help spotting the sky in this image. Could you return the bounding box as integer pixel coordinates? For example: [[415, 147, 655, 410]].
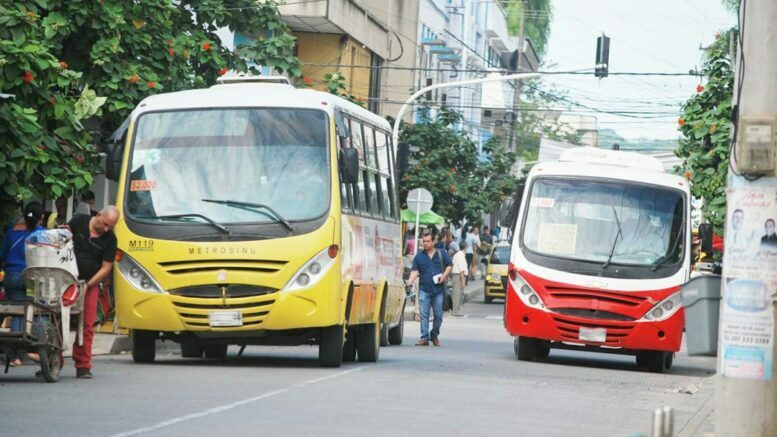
[[541, 0, 737, 141]]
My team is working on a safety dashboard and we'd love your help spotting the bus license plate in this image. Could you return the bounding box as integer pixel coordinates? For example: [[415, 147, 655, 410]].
[[579, 327, 606, 342], [208, 311, 243, 327]]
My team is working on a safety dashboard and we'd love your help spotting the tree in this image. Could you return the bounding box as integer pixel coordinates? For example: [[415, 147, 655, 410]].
[[505, 0, 552, 58], [0, 0, 299, 224], [0, 3, 104, 225], [399, 108, 518, 226], [676, 32, 734, 235]]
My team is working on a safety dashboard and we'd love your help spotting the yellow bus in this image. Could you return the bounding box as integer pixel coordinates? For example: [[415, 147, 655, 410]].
[[105, 76, 405, 367]]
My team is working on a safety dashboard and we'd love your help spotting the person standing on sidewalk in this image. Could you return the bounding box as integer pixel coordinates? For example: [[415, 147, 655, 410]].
[[67, 206, 119, 379], [406, 231, 452, 346], [1, 202, 45, 367], [464, 226, 480, 284], [450, 241, 468, 317]]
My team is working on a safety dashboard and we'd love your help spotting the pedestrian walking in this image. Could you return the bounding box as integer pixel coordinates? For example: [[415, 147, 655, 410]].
[[1, 202, 46, 367], [66, 205, 119, 379], [406, 231, 452, 346], [450, 241, 468, 317], [464, 226, 480, 283]]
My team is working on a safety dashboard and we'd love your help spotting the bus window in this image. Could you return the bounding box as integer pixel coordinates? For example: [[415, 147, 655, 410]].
[[368, 172, 381, 215], [376, 131, 389, 175], [381, 176, 391, 219], [350, 119, 364, 163], [356, 169, 368, 212], [363, 125, 378, 171]]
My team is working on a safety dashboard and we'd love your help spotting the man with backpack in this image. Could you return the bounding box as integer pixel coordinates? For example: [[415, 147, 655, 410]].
[[406, 231, 452, 346]]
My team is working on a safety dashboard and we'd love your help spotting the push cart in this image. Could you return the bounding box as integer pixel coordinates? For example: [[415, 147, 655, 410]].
[[0, 230, 85, 382]]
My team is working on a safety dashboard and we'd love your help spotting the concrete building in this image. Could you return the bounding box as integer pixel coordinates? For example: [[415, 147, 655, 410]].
[[413, 0, 522, 150], [278, 0, 392, 113]]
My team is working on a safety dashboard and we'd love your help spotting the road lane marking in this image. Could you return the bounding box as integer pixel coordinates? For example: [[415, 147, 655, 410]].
[[109, 366, 366, 437], [485, 315, 503, 320]]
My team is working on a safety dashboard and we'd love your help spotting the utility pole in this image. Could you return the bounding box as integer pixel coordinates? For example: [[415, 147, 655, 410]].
[[715, 1, 777, 435], [507, 2, 526, 152]]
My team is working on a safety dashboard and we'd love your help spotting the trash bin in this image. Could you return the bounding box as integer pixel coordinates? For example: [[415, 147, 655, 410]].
[[681, 274, 722, 356]]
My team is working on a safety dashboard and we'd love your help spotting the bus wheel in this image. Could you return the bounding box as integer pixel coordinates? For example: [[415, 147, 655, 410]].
[[380, 323, 390, 347], [203, 344, 228, 359], [515, 337, 539, 361], [132, 330, 157, 363], [180, 341, 203, 358], [356, 322, 380, 363], [535, 342, 551, 360], [388, 310, 404, 345], [646, 351, 673, 373], [319, 325, 344, 367], [637, 351, 674, 373], [342, 329, 357, 362]]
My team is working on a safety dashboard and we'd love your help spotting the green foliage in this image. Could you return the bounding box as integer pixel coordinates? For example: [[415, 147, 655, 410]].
[[0, 0, 298, 224], [676, 32, 734, 235], [399, 108, 518, 226], [322, 72, 365, 107], [506, 0, 552, 58], [0, 3, 100, 225]]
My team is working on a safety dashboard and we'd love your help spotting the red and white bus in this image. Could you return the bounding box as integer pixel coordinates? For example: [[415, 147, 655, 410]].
[[505, 147, 691, 373]]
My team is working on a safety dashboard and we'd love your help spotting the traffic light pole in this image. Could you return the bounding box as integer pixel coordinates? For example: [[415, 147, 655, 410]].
[[715, 1, 777, 435]]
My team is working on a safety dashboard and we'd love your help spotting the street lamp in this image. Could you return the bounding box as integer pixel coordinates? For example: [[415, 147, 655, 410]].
[[391, 68, 595, 151]]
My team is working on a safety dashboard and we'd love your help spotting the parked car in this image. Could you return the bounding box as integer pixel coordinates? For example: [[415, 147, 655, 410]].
[[483, 242, 510, 303]]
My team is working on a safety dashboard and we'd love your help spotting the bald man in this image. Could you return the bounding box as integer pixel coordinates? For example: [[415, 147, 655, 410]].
[[66, 205, 120, 379]]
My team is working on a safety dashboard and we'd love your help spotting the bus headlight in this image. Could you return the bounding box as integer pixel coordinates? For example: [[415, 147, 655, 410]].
[[641, 291, 682, 321], [116, 251, 164, 294], [284, 246, 337, 292], [509, 270, 546, 310]]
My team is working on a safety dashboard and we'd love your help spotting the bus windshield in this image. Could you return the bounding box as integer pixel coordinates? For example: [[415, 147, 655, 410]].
[[126, 108, 330, 224], [521, 178, 684, 268]]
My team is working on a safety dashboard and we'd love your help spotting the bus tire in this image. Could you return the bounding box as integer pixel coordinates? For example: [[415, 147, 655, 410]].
[[342, 329, 357, 362], [132, 330, 157, 363], [515, 337, 538, 361], [380, 323, 390, 347], [180, 341, 203, 358], [203, 344, 228, 359], [319, 325, 344, 367], [646, 351, 673, 373], [388, 310, 404, 345], [356, 322, 380, 363]]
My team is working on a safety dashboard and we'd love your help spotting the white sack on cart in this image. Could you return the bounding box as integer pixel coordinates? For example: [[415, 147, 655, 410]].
[[24, 229, 79, 278]]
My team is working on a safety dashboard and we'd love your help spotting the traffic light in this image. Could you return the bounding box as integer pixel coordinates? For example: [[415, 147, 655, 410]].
[[396, 141, 420, 185], [595, 34, 610, 78]]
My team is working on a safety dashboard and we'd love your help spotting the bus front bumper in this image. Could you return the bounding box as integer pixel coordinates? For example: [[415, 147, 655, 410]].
[[504, 291, 684, 353], [114, 269, 343, 334]]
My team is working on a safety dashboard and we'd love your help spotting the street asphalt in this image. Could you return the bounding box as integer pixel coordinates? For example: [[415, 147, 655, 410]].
[[0, 286, 718, 437]]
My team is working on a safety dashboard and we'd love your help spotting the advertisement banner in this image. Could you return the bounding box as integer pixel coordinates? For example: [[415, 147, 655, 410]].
[[721, 179, 777, 381]]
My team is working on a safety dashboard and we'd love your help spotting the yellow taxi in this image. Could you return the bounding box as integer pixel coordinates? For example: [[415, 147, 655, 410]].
[[483, 241, 510, 303]]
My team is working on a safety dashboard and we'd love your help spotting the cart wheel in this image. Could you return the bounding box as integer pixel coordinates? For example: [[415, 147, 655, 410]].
[[35, 320, 62, 383]]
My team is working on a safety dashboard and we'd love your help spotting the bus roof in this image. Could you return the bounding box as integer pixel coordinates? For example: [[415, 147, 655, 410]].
[[130, 81, 390, 130], [558, 146, 665, 172], [530, 147, 689, 192]]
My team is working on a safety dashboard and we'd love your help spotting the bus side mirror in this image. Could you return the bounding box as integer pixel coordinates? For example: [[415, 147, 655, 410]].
[[105, 142, 124, 181], [698, 223, 714, 255], [105, 117, 129, 181], [340, 148, 360, 184]]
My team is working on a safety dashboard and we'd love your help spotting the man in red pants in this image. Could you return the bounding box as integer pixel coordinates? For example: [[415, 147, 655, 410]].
[[67, 205, 119, 379]]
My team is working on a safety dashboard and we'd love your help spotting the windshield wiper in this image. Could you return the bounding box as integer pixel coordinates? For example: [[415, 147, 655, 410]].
[[140, 214, 230, 234], [602, 205, 623, 269], [651, 225, 684, 271], [201, 199, 295, 231]]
